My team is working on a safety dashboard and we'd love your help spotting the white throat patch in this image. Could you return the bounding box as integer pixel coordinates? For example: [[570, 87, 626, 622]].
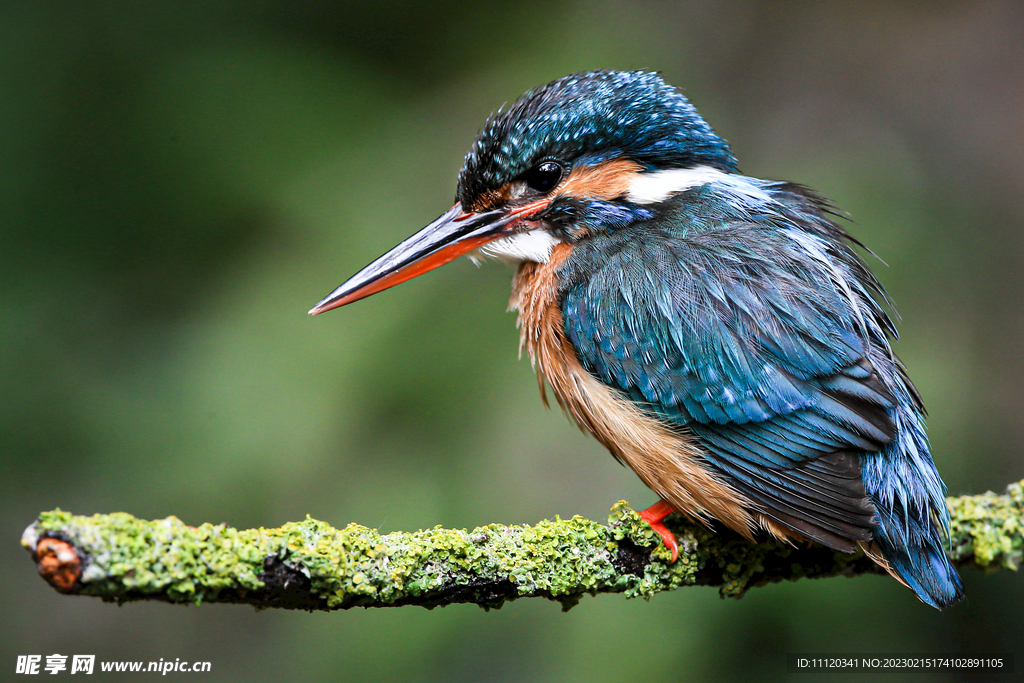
[[475, 229, 561, 264]]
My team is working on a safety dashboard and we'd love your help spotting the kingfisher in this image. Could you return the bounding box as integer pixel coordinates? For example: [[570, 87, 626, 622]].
[[309, 70, 964, 608]]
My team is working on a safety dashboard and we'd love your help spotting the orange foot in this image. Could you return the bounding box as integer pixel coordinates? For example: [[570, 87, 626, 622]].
[[639, 500, 679, 563]]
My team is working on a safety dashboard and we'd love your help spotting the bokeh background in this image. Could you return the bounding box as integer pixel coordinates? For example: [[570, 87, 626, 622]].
[[3, 2, 1023, 681]]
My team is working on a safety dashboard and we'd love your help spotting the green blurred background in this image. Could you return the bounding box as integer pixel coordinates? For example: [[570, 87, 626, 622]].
[[3, 2, 1023, 681]]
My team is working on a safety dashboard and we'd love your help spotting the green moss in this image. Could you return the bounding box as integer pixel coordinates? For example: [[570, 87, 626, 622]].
[[26, 504, 681, 609], [23, 481, 1024, 610], [947, 480, 1024, 572], [27, 509, 268, 605]]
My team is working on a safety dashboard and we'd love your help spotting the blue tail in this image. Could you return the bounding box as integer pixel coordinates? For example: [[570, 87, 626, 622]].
[[862, 403, 964, 608], [870, 494, 964, 608]]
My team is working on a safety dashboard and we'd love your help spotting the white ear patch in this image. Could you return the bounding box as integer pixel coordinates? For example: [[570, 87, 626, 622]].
[[476, 229, 561, 264], [626, 165, 729, 204]]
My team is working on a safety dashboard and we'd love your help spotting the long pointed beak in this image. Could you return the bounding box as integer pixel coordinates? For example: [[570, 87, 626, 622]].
[[309, 201, 544, 315]]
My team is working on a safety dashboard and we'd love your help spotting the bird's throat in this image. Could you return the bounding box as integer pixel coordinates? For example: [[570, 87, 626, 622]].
[[477, 228, 561, 264]]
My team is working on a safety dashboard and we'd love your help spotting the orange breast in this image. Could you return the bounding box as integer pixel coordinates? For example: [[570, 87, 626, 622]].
[[509, 244, 759, 536]]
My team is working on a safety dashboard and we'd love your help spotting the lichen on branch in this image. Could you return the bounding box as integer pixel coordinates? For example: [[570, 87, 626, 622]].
[[22, 480, 1024, 611]]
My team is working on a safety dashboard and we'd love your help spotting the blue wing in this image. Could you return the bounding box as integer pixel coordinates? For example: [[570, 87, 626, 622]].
[[559, 207, 896, 550]]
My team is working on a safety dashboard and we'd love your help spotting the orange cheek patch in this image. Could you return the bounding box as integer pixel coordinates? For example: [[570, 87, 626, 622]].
[[558, 158, 642, 201]]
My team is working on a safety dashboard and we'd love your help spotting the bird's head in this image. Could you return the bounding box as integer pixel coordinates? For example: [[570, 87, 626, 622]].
[[310, 70, 736, 314]]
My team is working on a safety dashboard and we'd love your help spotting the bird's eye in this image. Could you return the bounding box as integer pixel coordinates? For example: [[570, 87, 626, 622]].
[[523, 161, 564, 193]]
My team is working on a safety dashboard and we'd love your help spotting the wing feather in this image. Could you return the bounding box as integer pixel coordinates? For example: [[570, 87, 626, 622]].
[[559, 209, 893, 548]]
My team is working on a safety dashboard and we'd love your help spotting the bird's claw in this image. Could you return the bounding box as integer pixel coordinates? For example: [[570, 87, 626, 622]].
[[639, 500, 679, 563]]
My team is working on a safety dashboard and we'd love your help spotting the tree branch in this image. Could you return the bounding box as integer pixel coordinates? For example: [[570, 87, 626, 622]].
[[22, 480, 1023, 611]]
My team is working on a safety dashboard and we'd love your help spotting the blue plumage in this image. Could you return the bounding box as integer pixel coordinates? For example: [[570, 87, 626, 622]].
[[559, 177, 962, 606], [313, 70, 964, 608]]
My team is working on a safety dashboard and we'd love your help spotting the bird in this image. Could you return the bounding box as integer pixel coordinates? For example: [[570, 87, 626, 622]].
[[309, 70, 964, 608]]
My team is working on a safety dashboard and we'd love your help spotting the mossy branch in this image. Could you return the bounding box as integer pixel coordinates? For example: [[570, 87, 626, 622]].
[[22, 481, 1024, 611]]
